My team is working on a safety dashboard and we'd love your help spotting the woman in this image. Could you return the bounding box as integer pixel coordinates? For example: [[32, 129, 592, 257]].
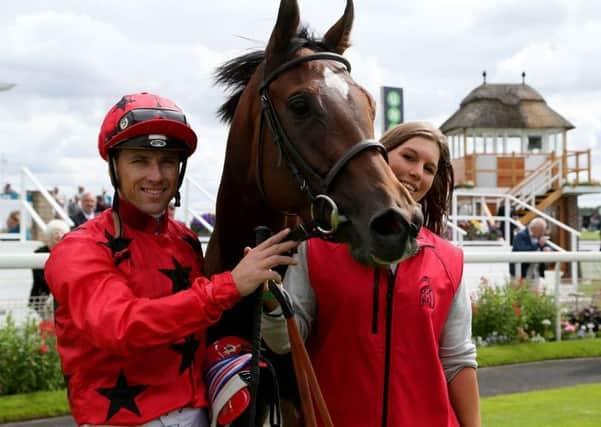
[[262, 122, 480, 426], [29, 219, 70, 316]]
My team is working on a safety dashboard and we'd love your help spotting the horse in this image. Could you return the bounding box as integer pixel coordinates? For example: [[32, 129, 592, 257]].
[[204, 0, 423, 424]]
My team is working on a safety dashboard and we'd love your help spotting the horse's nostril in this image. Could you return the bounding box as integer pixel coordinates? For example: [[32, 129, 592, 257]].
[[370, 209, 407, 237]]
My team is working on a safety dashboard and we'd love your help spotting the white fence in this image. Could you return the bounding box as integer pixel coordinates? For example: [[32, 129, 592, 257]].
[[2, 250, 601, 341]]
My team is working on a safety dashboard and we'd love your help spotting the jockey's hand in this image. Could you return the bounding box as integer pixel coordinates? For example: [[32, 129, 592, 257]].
[[231, 228, 298, 297]]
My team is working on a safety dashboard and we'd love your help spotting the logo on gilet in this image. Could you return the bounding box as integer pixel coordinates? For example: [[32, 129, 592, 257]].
[[419, 276, 435, 309]]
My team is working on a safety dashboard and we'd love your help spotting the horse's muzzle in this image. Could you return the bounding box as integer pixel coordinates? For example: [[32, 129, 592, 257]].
[[366, 206, 423, 265]]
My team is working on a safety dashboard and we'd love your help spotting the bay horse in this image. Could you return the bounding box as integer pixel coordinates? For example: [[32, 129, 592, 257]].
[[204, 0, 423, 424]]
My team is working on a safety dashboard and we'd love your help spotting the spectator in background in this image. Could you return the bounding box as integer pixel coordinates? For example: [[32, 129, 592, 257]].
[[1, 210, 30, 239], [70, 192, 96, 227], [3, 183, 18, 199], [29, 219, 70, 317], [100, 188, 112, 208], [2, 210, 20, 233], [49, 186, 67, 219], [510, 217, 552, 279], [51, 186, 66, 208], [95, 194, 108, 212], [67, 194, 82, 217]]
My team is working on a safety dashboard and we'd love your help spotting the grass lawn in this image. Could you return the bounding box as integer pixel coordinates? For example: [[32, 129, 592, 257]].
[[580, 230, 601, 241], [4, 384, 601, 425], [482, 384, 601, 426], [477, 338, 601, 367], [0, 389, 69, 423]]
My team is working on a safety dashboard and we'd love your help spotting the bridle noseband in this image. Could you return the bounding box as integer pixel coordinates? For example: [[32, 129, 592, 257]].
[[257, 51, 387, 237]]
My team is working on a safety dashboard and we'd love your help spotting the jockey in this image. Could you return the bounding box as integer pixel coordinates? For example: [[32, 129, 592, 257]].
[[46, 92, 297, 427]]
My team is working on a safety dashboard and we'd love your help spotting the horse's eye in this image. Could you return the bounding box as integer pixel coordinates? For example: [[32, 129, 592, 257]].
[[287, 94, 311, 117]]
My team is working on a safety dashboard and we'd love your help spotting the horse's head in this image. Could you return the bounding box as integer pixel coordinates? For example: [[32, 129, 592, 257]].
[[215, 0, 423, 266]]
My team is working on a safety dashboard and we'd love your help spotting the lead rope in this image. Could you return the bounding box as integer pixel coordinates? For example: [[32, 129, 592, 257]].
[[252, 226, 333, 427], [266, 279, 333, 427]]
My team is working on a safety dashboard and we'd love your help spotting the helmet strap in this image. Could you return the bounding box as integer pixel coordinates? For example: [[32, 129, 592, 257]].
[[108, 152, 124, 239], [108, 152, 119, 189], [174, 158, 188, 207]]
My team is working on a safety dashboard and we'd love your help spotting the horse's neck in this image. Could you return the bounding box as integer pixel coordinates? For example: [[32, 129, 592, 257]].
[[204, 174, 285, 276]]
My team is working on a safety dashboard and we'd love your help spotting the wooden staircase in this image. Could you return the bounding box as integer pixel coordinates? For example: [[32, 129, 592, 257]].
[[507, 156, 563, 225], [518, 188, 563, 224]]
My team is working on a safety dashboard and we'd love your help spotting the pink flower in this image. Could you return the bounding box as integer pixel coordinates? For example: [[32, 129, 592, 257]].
[[40, 344, 49, 354]]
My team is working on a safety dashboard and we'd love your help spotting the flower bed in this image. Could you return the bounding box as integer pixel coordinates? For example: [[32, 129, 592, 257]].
[[0, 315, 64, 395], [472, 278, 601, 346]]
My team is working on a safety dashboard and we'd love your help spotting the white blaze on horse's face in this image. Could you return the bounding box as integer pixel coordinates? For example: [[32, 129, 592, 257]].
[[323, 67, 350, 100]]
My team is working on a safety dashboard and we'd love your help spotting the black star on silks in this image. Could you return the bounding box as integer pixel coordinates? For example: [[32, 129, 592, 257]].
[[96, 370, 148, 421], [98, 230, 133, 266], [114, 96, 133, 111], [170, 335, 201, 374], [183, 234, 202, 254], [159, 256, 192, 294]]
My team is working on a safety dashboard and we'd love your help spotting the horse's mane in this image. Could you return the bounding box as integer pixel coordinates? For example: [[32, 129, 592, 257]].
[[215, 27, 337, 123]]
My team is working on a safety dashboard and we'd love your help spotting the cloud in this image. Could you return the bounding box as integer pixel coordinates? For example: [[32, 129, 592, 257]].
[[1, 0, 600, 210]]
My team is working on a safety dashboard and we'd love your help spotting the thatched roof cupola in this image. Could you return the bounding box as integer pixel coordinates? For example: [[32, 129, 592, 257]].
[[441, 82, 574, 133]]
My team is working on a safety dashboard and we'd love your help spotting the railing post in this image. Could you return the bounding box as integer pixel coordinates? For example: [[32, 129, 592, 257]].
[[555, 262, 562, 342], [550, 152, 557, 190], [452, 191, 458, 242], [504, 196, 510, 244], [587, 149, 592, 182], [571, 233, 578, 288], [19, 168, 26, 241]]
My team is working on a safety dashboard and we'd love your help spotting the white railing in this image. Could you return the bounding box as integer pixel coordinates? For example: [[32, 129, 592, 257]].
[[21, 167, 74, 230], [2, 167, 74, 242], [464, 250, 601, 342], [445, 219, 466, 246], [182, 176, 216, 233], [3, 250, 600, 341], [452, 190, 581, 286]]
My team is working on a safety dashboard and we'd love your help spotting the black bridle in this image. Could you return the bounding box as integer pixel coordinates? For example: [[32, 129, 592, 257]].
[[256, 51, 388, 236]]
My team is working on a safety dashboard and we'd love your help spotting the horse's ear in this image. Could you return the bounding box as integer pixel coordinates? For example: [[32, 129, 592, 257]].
[[265, 0, 300, 70], [323, 0, 354, 54]]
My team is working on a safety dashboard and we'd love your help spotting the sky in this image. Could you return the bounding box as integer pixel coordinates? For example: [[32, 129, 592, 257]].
[[1, 0, 601, 211]]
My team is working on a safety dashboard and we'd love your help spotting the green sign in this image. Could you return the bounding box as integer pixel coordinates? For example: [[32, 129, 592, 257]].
[[381, 86, 404, 133]]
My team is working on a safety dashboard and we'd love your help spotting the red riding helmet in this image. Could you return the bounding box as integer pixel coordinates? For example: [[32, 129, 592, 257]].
[[98, 92, 197, 161]]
